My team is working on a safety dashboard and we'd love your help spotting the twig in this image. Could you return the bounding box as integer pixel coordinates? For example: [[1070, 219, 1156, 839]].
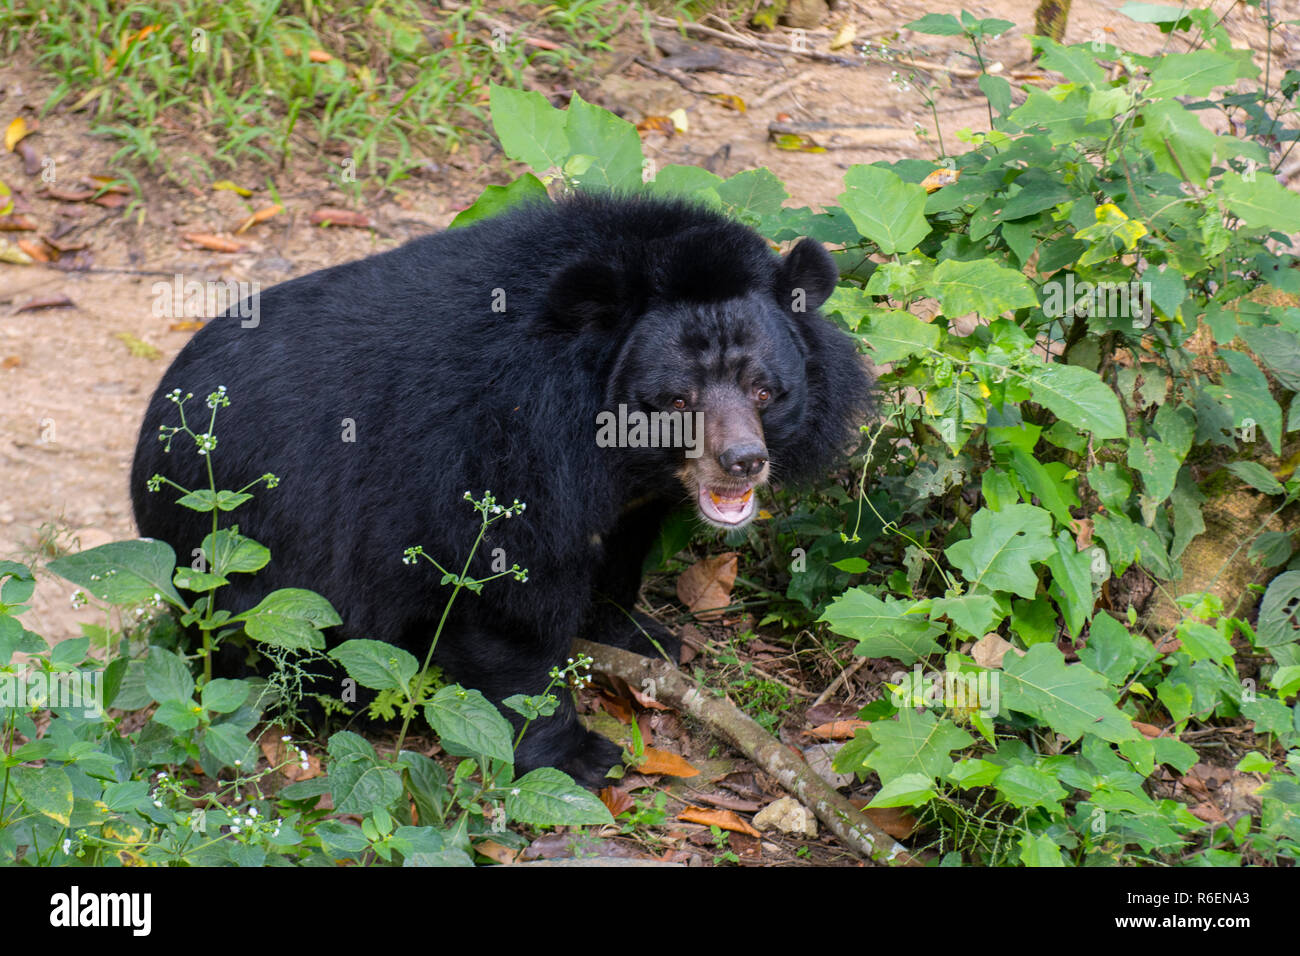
[[751, 69, 816, 107], [650, 14, 862, 66], [813, 655, 870, 707], [573, 637, 920, 865]]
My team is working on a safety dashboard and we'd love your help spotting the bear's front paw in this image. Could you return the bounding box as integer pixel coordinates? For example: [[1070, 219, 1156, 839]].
[[556, 730, 625, 790]]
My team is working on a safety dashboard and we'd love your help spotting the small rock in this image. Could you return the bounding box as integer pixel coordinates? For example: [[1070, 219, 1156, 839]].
[[753, 796, 817, 838]]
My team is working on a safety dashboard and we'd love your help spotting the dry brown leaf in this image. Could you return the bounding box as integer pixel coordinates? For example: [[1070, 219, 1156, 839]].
[[16, 238, 51, 262], [474, 840, 520, 864], [638, 747, 700, 778], [41, 185, 96, 202], [2, 356, 21, 369], [1072, 517, 1095, 550], [181, 232, 243, 253], [92, 192, 126, 208], [920, 167, 961, 192], [311, 207, 371, 228], [863, 806, 919, 840], [678, 805, 760, 837], [1132, 721, 1166, 739], [676, 552, 738, 620], [42, 235, 86, 253], [16, 294, 74, 312], [708, 93, 747, 112], [5, 117, 31, 152], [599, 786, 635, 817], [168, 320, 205, 332], [1189, 802, 1226, 824], [308, 49, 333, 62], [807, 718, 868, 740], [0, 215, 37, 231], [234, 203, 283, 234], [971, 633, 1021, 668], [259, 728, 323, 781], [637, 115, 676, 135], [628, 683, 670, 711]]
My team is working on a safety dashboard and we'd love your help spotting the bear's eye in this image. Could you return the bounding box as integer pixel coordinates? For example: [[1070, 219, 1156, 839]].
[[755, 387, 772, 404], [672, 397, 688, 410]]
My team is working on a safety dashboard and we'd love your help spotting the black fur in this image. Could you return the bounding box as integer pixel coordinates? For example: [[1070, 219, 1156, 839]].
[[130, 193, 872, 786]]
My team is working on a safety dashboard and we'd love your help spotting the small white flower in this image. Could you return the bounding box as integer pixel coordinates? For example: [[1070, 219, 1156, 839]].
[[62, 838, 72, 854]]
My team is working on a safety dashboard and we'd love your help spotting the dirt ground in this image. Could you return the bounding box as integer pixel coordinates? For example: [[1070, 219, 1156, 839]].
[[0, 0, 1294, 648]]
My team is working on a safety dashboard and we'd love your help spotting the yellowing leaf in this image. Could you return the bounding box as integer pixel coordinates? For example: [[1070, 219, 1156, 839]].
[[830, 21, 857, 50], [5, 117, 29, 152], [920, 166, 960, 192], [212, 179, 253, 197], [668, 108, 689, 132]]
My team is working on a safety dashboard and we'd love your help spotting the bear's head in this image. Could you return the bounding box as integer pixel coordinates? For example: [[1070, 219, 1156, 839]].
[[547, 213, 870, 530]]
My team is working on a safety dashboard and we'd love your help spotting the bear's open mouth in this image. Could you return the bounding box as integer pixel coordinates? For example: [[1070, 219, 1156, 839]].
[[697, 483, 757, 527]]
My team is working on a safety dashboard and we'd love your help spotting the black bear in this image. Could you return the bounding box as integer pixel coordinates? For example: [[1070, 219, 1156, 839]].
[[131, 193, 871, 786]]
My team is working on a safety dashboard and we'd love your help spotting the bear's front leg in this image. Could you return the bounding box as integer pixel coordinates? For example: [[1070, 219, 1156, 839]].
[[434, 624, 623, 789]]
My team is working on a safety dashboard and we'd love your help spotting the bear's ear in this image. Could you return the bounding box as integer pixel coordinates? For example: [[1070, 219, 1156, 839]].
[[544, 260, 642, 331], [775, 238, 838, 312]]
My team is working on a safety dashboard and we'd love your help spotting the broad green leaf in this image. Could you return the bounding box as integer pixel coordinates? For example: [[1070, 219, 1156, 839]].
[[819, 590, 944, 664], [203, 722, 259, 768], [1019, 831, 1066, 866], [1009, 87, 1107, 146], [1238, 325, 1300, 391], [644, 164, 724, 200], [1226, 461, 1285, 495], [488, 84, 569, 174], [1217, 171, 1300, 234], [997, 168, 1072, 221], [1078, 613, 1138, 684], [1176, 621, 1235, 665], [564, 93, 644, 192], [450, 174, 548, 228], [947, 758, 1002, 788], [1256, 571, 1300, 648], [424, 685, 515, 763], [1028, 37, 1106, 89], [861, 309, 940, 364], [1148, 50, 1245, 99], [202, 529, 271, 575], [862, 708, 973, 785], [1126, 438, 1182, 504], [1000, 643, 1141, 744], [229, 588, 341, 650], [1024, 363, 1127, 439], [48, 539, 184, 609], [329, 759, 403, 817], [838, 165, 929, 254], [330, 639, 418, 693], [1046, 530, 1094, 638], [928, 258, 1037, 318], [504, 767, 615, 825], [201, 678, 249, 714], [995, 763, 1068, 810], [143, 646, 195, 703], [716, 168, 788, 222], [945, 504, 1055, 599], [929, 593, 1002, 636], [1206, 349, 1283, 453], [904, 13, 963, 35], [865, 773, 937, 808], [10, 766, 73, 826]]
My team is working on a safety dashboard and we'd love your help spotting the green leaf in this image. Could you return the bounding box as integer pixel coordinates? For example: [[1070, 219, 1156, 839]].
[[330, 639, 418, 693], [861, 309, 940, 364], [1207, 349, 1283, 453], [947, 758, 1002, 788], [488, 84, 569, 174], [173, 568, 228, 593], [929, 593, 1002, 636], [1217, 171, 1300, 234], [1126, 438, 1182, 504], [1078, 613, 1139, 684], [715, 168, 788, 222], [48, 539, 184, 609], [202, 529, 271, 576], [328, 757, 403, 817], [1176, 621, 1235, 665], [862, 708, 973, 785], [819, 590, 944, 664], [203, 722, 258, 768], [1028, 37, 1107, 89], [928, 258, 1037, 318], [504, 767, 615, 825], [995, 763, 1068, 811], [1148, 50, 1244, 99], [1009, 87, 1107, 146], [424, 685, 515, 764], [153, 698, 202, 732], [904, 13, 963, 35], [997, 168, 1072, 220], [865, 772, 937, 808], [229, 588, 341, 650], [450, 174, 549, 228], [1024, 363, 1127, 439], [1019, 831, 1066, 866], [1046, 530, 1094, 638], [49, 637, 88, 670], [838, 165, 929, 254], [564, 93, 644, 192], [945, 504, 1056, 599], [10, 766, 74, 825], [1000, 643, 1141, 744], [1256, 571, 1300, 648], [644, 164, 724, 200], [201, 678, 250, 714], [143, 646, 195, 703], [1226, 461, 1285, 495]]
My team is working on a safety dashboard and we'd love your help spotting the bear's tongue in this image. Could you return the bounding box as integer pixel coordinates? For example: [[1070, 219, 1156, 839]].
[[699, 486, 755, 525]]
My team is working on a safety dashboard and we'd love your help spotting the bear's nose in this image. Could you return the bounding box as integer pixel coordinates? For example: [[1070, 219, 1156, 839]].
[[719, 443, 768, 478]]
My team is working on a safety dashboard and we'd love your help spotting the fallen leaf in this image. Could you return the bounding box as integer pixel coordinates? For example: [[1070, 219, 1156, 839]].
[[707, 93, 746, 113], [830, 21, 857, 50], [1132, 721, 1166, 739], [0, 215, 37, 231], [212, 179, 253, 197], [5, 117, 31, 152], [863, 806, 919, 839], [258, 727, 322, 781], [473, 839, 519, 864], [599, 786, 635, 817], [0, 238, 33, 264], [311, 207, 371, 228], [678, 805, 760, 836], [668, 108, 690, 132], [1189, 802, 1226, 824], [168, 320, 205, 332], [92, 192, 126, 208], [770, 132, 826, 152], [2, 355, 21, 369], [807, 719, 868, 740], [1072, 517, 1095, 550], [15, 294, 74, 312], [16, 238, 51, 262], [676, 552, 738, 620], [308, 49, 333, 63], [41, 236, 87, 253], [637, 747, 700, 778], [971, 633, 1022, 668], [114, 332, 161, 359], [180, 232, 243, 253], [920, 167, 961, 192], [637, 115, 676, 135], [234, 203, 283, 234]]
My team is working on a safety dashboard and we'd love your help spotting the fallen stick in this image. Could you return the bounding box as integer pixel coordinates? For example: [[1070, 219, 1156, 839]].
[[572, 637, 920, 866]]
